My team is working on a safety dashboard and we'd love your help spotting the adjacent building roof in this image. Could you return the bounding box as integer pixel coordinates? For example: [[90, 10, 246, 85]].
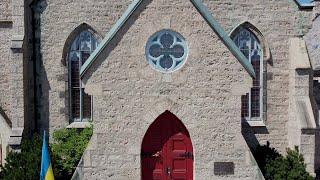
[[295, 0, 315, 8], [80, 0, 256, 78]]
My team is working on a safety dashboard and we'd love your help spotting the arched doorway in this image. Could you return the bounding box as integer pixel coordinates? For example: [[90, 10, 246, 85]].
[[141, 111, 193, 180]]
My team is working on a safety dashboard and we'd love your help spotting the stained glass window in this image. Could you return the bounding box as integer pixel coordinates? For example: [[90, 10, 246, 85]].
[[68, 30, 98, 122], [233, 28, 263, 120], [146, 30, 188, 73]]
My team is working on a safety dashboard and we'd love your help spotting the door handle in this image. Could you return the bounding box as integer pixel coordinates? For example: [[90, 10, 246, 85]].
[[152, 151, 162, 158], [166, 167, 171, 175]]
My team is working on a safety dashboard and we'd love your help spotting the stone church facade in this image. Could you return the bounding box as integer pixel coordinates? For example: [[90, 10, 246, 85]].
[[0, 0, 320, 179]]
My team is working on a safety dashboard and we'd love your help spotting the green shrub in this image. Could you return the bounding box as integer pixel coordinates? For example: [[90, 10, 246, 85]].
[[253, 141, 281, 175], [253, 143, 313, 180], [0, 126, 92, 180], [51, 126, 93, 180], [265, 147, 313, 180], [0, 134, 42, 180]]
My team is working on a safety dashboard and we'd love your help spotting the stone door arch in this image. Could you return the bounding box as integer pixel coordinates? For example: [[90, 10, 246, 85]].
[[141, 111, 193, 180]]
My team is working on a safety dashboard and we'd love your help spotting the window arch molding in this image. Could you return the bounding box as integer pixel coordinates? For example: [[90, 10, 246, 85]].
[[61, 23, 102, 66], [230, 22, 269, 123], [62, 23, 102, 123], [229, 21, 270, 61]]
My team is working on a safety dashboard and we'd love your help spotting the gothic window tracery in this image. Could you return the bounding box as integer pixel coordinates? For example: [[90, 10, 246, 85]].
[[146, 30, 188, 73], [233, 28, 263, 120], [68, 30, 98, 122]]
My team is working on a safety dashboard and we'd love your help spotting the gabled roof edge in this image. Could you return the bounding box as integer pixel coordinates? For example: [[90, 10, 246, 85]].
[[81, 0, 255, 78], [80, 0, 143, 77], [191, 0, 255, 78]]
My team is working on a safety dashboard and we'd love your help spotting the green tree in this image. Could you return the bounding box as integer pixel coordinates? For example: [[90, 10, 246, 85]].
[[265, 146, 313, 180], [254, 143, 313, 180], [0, 134, 42, 180], [0, 126, 92, 180], [51, 126, 93, 179]]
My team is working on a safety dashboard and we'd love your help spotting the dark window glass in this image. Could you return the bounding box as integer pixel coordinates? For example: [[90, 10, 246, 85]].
[[82, 89, 92, 119], [241, 94, 249, 118], [69, 30, 98, 122], [251, 88, 260, 117], [160, 55, 173, 69], [233, 28, 263, 120], [146, 30, 188, 72], [71, 89, 80, 119]]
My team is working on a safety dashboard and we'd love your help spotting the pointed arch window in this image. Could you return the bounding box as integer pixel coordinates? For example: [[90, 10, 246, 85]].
[[233, 28, 263, 121], [68, 30, 98, 122]]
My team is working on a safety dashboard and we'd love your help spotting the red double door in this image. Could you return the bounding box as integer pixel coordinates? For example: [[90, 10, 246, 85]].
[[141, 111, 193, 180]]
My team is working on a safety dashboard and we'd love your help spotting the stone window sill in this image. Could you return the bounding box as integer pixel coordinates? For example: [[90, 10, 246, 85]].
[[67, 122, 91, 129], [244, 120, 266, 127]]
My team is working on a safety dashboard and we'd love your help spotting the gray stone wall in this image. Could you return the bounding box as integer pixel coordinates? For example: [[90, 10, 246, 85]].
[[35, 0, 316, 178], [202, 0, 313, 153], [0, 0, 12, 21], [0, 113, 12, 165], [38, 0, 132, 132], [301, 133, 316, 176], [9, 0, 25, 130], [0, 26, 12, 120], [0, 0, 26, 156], [80, 0, 261, 179], [0, 0, 25, 128], [0, 0, 13, 125], [38, 0, 314, 153], [41, 0, 312, 152], [0, 0, 318, 176], [305, 17, 320, 70]]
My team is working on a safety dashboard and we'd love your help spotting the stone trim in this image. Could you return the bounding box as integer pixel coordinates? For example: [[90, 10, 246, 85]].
[[11, 35, 24, 50], [301, 128, 320, 135], [8, 128, 23, 152], [229, 21, 271, 62], [61, 23, 103, 66], [244, 120, 266, 127], [66, 122, 91, 129]]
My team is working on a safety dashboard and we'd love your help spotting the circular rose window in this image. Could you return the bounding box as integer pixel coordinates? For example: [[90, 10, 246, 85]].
[[146, 30, 188, 73]]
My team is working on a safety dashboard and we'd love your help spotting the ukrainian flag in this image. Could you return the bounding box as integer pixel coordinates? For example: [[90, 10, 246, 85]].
[[40, 131, 55, 180]]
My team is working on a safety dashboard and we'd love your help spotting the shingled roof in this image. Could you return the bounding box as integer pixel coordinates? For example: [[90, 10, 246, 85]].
[[80, 0, 256, 78]]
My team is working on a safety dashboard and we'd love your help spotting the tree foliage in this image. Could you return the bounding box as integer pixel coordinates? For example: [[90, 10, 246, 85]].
[[0, 126, 92, 180], [253, 142, 313, 180], [51, 126, 93, 180], [0, 134, 42, 180]]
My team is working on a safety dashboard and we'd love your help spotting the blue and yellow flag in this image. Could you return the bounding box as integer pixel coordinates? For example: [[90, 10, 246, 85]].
[[40, 131, 55, 180]]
